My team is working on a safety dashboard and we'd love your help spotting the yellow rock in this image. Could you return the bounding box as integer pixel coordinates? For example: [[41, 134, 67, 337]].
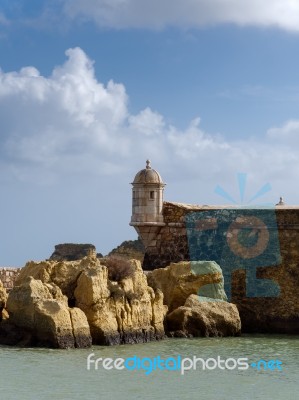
[[0, 280, 7, 308], [75, 260, 167, 345], [167, 294, 241, 337], [147, 261, 224, 312], [0, 279, 7, 321], [6, 276, 91, 348], [9, 256, 167, 346]]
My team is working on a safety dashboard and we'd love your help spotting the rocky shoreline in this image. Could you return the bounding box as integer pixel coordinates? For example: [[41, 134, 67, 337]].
[[0, 256, 241, 349]]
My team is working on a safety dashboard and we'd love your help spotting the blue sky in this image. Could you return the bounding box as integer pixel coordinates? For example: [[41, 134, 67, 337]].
[[1, 0, 299, 266]]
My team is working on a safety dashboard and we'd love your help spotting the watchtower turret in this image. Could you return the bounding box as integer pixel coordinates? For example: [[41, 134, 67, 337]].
[[130, 160, 166, 248], [130, 160, 165, 224]]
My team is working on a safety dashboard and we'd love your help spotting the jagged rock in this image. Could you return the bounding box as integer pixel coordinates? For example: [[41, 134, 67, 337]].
[[69, 308, 93, 348], [147, 261, 240, 338], [166, 294, 241, 338], [0, 280, 7, 308], [74, 259, 167, 345], [0, 280, 7, 321], [1, 309, 9, 320], [49, 243, 101, 261], [147, 261, 227, 312], [2, 277, 91, 348], [10, 256, 167, 347], [107, 238, 145, 262], [15, 256, 100, 304]]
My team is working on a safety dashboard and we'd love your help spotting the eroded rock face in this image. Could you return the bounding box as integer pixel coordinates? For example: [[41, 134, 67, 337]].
[[2, 255, 240, 346], [147, 261, 227, 312], [0, 280, 7, 307], [147, 261, 240, 338], [75, 260, 167, 345], [0, 280, 7, 321], [166, 294, 241, 338], [2, 277, 91, 348], [15, 257, 99, 304], [8, 256, 167, 347]]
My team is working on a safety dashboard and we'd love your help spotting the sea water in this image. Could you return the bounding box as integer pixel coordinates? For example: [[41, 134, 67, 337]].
[[0, 335, 298, 400]]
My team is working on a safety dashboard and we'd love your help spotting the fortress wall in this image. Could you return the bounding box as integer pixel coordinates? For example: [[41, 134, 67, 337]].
[[233, 208, 299, 333], [0, 268, 21, 292], [141, 202, 299, 333], [142, 224, 189, 269], [143, 202, 194, 269]]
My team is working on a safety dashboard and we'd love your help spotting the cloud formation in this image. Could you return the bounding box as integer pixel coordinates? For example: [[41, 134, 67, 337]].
[[0, 47, 229, 181], [0, 47, 298, 203], [267, 120, 299, 143], [63, 0, 299, 32], [1, 46, 299, 266]]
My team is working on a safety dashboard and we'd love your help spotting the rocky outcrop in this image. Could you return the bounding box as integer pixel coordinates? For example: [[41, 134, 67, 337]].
[[166, 294, 241, 338], [147, 261, 227, 312], [0, 280, 7, 308], [107, 238, 145, 262], [49, 243, 103, 261], [0, 280, 7, 321], [75, 260, 166, 345], [15, 257, 94, 304], [5, 256, 167, 347], [1, 255, 241, 347], [2, 277, 91, 348], [147, 261, 240, 338]]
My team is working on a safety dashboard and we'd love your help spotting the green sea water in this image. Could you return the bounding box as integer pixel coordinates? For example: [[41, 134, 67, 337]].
[[0, 335, 298, 400]]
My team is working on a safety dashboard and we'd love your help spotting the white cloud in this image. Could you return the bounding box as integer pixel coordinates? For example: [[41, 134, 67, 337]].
[[2, 46, 299, 266], [267, 119, 299, 143], [0, 47, 228, 180], [62, 0, 299, 32], [0, 46, 298, 205], [0, 47, 130, 177], [128, 107, 165, 136]]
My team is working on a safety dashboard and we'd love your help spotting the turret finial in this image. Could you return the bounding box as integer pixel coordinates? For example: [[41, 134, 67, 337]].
[[146, 159, 151, 169]]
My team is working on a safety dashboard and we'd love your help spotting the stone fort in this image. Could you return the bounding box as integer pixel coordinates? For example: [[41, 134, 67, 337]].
[[130, 160, 299, 333]]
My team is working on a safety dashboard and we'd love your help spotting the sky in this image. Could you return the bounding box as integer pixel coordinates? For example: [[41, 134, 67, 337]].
[[1, 0, 299, 266]]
